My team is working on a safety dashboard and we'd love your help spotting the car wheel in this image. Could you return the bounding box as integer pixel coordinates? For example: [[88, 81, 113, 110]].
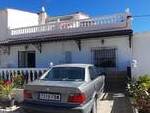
[[91, 98, 97, 113]]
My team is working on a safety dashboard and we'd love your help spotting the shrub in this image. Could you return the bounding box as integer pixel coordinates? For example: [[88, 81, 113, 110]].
[[138, 75, 150, 91], [13, 74, 25, 88], [127, 75, 150, 113], [0, 74, 25, 99], [0, 80, 14, 99]]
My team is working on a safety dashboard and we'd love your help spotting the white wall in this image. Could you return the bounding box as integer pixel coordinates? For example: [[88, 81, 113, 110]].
[[0, 37, 131, 71], [7, 9, 39, 29], [0, 8, 39, 40], [132, 32, 150, 77]]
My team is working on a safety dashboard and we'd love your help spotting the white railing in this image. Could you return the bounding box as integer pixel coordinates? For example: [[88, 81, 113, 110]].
[[10, 13, 130, 37], [0, 68, 47, 84]]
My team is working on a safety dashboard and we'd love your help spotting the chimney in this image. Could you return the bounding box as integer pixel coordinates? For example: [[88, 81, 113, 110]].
[[38, 6, 47, 25]]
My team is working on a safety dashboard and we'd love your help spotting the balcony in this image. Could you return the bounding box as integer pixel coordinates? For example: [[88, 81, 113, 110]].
[[9, 13, 131, 39]]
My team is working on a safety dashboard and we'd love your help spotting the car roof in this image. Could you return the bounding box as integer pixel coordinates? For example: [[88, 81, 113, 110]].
[[53, 63, 93, 68]]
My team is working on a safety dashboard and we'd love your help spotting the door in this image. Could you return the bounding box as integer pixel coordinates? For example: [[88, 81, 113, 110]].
[[18, 51, 36, 68], [27, 52, 35, 68]]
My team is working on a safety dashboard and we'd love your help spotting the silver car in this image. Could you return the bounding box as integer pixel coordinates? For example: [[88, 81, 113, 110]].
[[23, 64, 105, 113]]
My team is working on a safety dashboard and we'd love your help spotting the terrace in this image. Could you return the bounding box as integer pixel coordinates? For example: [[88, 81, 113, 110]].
[[8, 12, 131, 40]]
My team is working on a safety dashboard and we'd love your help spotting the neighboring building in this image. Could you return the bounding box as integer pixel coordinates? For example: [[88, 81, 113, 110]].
[[0, 8, 39, 40], [132, 32, 150, 78], [0, 7, 133, 77]]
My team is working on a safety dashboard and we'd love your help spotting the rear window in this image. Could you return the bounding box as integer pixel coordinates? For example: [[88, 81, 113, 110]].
[[43, 67, 85, 81]]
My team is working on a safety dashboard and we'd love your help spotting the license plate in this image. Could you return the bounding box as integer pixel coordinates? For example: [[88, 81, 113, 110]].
[[39, 93, 61, 101]]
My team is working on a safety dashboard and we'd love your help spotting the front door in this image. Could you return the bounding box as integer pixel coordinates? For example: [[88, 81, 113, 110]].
[[27, 52, 35, 68]]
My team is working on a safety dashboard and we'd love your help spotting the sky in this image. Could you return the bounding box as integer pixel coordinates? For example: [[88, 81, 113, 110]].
[[0, 0, 150, 32]]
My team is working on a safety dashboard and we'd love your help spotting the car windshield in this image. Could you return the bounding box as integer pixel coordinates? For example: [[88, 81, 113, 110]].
[[42, 67, 85, 81]]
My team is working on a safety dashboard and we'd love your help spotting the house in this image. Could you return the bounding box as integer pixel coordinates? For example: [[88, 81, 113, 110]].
[[0, 7, 133, 81]]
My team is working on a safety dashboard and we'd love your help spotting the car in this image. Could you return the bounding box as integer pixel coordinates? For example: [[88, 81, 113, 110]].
[[22, 64, 105, 113]]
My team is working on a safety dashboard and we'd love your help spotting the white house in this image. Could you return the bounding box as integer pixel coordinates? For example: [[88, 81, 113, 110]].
[[0, 7, 134, 81]]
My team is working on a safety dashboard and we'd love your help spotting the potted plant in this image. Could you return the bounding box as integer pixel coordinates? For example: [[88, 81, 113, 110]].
[[12, 74, 25, 104], [0, 80, 15, 108], [13, 74, 24, 89]]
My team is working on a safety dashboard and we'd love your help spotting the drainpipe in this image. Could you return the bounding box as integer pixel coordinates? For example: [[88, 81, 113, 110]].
[[125, 8, 134, 79]]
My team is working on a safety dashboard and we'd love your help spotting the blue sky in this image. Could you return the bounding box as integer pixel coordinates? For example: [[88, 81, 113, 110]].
[[0, 0, 150, 32]]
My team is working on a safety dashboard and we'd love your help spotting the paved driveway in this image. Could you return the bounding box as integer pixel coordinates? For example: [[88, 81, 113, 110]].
[[98, 92, 133, 113]]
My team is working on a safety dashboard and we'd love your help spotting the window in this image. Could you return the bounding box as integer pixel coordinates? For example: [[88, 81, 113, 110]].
[[89, 66, 98, 80], [92, 48, 116, 68], [18, 51, 36, 68], [43, 67, 85, 81]]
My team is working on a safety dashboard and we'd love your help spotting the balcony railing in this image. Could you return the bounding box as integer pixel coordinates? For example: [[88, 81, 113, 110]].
[[0, 68, 47, 84], [9, 13, 131, 38]]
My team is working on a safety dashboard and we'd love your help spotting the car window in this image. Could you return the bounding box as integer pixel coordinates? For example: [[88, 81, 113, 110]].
[[89, 66, 98, 80], [43, 67, 85, 81]]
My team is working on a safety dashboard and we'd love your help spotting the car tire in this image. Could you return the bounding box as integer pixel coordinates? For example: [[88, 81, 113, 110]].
[[91, 98, 97, 113]]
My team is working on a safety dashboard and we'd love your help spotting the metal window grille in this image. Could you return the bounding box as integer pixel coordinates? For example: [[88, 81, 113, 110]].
[[92, 48, 116, 68]]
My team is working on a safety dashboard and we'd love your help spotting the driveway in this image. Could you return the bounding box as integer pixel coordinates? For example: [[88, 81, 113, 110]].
[[98, 92, 133, 113]]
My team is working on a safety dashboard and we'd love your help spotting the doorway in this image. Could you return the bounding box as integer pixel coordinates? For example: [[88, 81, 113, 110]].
[[18, 51, 36, 68]]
